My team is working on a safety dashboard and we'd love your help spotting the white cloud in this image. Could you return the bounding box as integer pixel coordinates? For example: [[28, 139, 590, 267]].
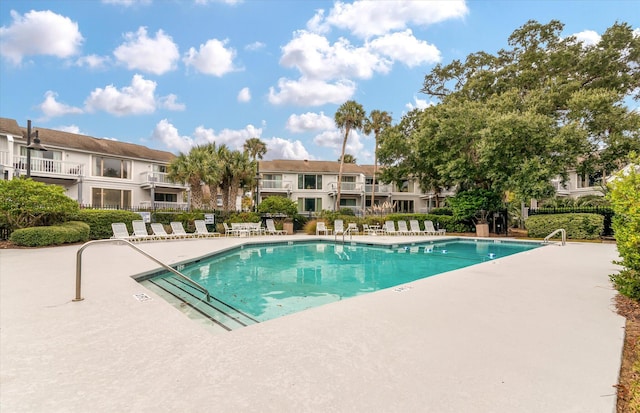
[[56, 124, 82, 134], [634, 28, 640, 38], [268, 77, 355, 106], [263, 137, 312, 160], [286, 112, 335, 133], [245, 41, 265, 51], [368, 29, 441, 67], [281, 30, 390, 81], [151, 119, 194, 153], [405, 96, 432, 111], [193, 124, 263, 150], [309, 0, 468, 39], [113, 27, 179, 75], [38, 91, 83, 120], [159, 94, 186, 111], [0, 10, 84, 64], [75, 54, 110, 69], [313, 129, 364, 159], [102, 0, 151, 6], [195, 0, 243, 4], [183, 38, 238, 76], [237, 87, 251, 102], [573, 29, 601, 46], [84, 74, 157, 116]]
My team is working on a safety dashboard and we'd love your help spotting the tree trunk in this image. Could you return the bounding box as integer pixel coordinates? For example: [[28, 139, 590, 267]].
[[336, 127, 350, 211], [370, 135, 378, 214]]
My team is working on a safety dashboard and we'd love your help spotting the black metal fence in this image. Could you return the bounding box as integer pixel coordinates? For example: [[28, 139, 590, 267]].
[[528, 206, 615, 236]]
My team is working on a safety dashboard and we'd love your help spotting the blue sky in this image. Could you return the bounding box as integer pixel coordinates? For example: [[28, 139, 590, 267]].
[[1, 0, 638, 163]]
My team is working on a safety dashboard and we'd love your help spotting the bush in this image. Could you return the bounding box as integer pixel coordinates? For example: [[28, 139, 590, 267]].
[[258, 196, 298, 216], [384, 213, 473, 233], [10, 221, 90, 247], [448, 189, 503, 223], [0, 178, 79, 231], [607, 160, 640, 299], [73, 209, 142, 239], [525, 213, 604, 239]]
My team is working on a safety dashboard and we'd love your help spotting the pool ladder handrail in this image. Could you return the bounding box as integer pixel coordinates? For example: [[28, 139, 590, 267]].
[[73, 239, 211, 302], [543, 228, 566, 246], [335, 224, 356, 244]]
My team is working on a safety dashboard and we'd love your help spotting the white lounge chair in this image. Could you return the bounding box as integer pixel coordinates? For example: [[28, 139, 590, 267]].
[[266, 219, 286, 235], [409, 220, 422, 235], [111, 222, 135, 241], [150, 223, 179, 240], [384, 220, 398, 235], [170, 221, 196, 239], [194, 220, 221, 238], [424, 220, 446, 235], [316, 221, 331, 235], [347, 222, 359, 234], [132, 220, 155, 241], [397, 220, 411, 235], [334, 219, 345, 235]]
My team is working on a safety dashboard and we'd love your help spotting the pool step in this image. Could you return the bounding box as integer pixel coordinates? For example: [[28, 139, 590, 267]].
[[141, 276, 259, 333]]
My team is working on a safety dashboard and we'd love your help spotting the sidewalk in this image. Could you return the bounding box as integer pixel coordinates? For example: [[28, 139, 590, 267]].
[[0, 236, 625, 412]]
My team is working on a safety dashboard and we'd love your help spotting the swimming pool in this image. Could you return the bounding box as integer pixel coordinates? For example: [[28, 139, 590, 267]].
[[140, 238, 540, 332]]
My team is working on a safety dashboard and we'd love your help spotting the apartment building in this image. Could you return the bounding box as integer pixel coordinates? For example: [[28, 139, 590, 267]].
[[0, 117, 188, 210]]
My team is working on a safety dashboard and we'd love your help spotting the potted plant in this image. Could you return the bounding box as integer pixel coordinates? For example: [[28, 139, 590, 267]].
[[474, 209, 490, 237]]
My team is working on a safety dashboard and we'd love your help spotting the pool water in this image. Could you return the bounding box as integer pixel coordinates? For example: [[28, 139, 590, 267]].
[[141, 239, 540, 330]]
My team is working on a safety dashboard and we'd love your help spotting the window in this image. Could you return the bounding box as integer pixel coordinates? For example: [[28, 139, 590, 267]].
[[394, 200, 414, 213], [298, 198, 322, 212], [92, 188, 131, 208], [263, 174, 283, 189], [400, 180, 414, 192], [20, 147, 62, 173], [298, 174, 322, 190], [94, 156, 130, 179], [154, 193, 177, 202], [339, 198, 356, 207], [153, 164, 167, 173]]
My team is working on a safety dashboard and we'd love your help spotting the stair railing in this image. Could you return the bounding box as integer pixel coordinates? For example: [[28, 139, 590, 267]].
[[543, 228, 566, 246], [73, 239, 211, 302]]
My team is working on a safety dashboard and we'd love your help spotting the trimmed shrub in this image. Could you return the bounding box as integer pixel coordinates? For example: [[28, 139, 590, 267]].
[[525, 213, 604, 239], [607, 161, 640, 299], [73, 209, 142, 239], [258, 196, 298, 216], [384, 213, 473, 233], [10, 221, 90, 247]]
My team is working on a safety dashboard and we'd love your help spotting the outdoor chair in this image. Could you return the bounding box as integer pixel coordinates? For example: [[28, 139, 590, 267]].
[[111, 222, 135, 241], [170, 221, 197, 239], [334, 219, 345, 235], [194, 220, 221, 238], [150, 223, 179, 240], [316, 221, 331, 235], [424, 220, 446, 235], [397, 220, 411, 235], [266, 219, 286, 235], [132, 220, 156, 241], [409, 220, 423, 235], [383, 220, 398, 236]]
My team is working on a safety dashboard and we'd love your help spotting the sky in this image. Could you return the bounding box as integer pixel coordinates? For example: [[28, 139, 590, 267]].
[[0, 0, 638, 164]]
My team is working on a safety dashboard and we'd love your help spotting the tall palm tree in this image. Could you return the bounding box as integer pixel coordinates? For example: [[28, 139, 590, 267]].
[[167, 145, 220, 209], [243, 137, 267, 210], [216, 146, 254, 211], [334, 100, 366, 210], [338, 154, 357, 164], [363, 110, 392, 213]]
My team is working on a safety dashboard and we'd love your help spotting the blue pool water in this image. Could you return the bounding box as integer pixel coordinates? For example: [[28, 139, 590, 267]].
[[142, 239, 540, 329]]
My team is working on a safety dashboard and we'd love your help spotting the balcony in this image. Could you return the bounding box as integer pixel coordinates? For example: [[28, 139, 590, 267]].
[[260, 179, 293, 192], [551, 180, 570, 195], [327, 182, 364, 193], [13, 156, 84, 179], [139, 172, 188, 189], [364, 183, 392, 194]]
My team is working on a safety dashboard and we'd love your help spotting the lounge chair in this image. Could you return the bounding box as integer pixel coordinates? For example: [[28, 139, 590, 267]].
[[132, 220, 155, 241], [150, 223, 179, 240], [424, 220, 446, 235], [347, 222, 359, 235], [266, 219, 286, 235], [397, 220, 411, 235], [362, 223, 375, 235], [111, 222, 135, 241], [248, 222, 265, 236], [316, 221, 331, 235], [194, 220, 221, 238], [384, 220, 398, 235], [334, 219, 345, 235], [409, 220, 423, 235], [170, 221, 196, 239]]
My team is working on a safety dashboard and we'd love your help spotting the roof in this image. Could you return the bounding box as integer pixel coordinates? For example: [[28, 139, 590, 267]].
[[259, 159, 376, 175], [0, 117, 175, 163]]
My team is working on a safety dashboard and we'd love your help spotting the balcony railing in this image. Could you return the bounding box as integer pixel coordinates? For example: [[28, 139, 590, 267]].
[[327, 182, 363, 192], [13, 156, 84, 177], [139, 171, 187, 188], [260, 179, 292, 190], [364, 184, 392, 193], [551, 180, 570, 194]]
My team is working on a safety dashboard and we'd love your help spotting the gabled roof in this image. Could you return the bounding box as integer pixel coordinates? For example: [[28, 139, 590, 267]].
[[0, 117, 175, 163], [260, 159, 374, 174]]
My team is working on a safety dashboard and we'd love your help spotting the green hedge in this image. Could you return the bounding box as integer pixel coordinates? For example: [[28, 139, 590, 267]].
[[10, 221, 90, 247], [384, 213, 473, 233], [73, 210, 142, 239], [525, 213, 604, 239]]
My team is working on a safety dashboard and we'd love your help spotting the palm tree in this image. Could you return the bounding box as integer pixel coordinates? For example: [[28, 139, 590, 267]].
[[243, 137, 267, 210], [167, 145, 220, 209], [338, 154, 357, 164], [216, 146, 254, 211], [363, 110, 392, 213], [334, 100, 366, 210]]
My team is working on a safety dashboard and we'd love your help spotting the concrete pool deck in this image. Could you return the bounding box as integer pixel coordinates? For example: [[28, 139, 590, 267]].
[[0, 235, 625, 412]]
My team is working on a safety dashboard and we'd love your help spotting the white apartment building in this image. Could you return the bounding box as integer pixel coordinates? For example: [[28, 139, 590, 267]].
[[0, 117, 188, 210]]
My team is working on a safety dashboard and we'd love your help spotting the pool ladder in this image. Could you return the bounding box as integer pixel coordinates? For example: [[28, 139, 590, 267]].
[[335, 224, 357, 244], [73, 239, 211, 302], [543, 228, 566, 246]]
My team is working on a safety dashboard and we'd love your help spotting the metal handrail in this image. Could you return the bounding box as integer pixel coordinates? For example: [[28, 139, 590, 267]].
[[73, 239, 211, 302], [335, 225, 357, 244], [543, 228, 566, 246]]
